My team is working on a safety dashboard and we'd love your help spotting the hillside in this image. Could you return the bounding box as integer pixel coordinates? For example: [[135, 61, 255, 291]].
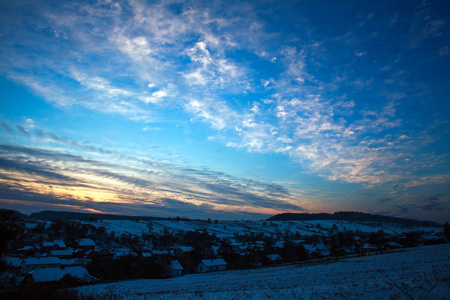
[[74, 244, 450, 299], [268, 212, 442, 227]]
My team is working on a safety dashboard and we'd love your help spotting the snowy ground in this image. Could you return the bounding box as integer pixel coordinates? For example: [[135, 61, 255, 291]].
[[76, 244, 450, 299], [87, 219, 441, 239]]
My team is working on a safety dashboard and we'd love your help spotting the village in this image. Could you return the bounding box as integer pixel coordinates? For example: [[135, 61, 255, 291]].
[[1, 210, 448, 296]]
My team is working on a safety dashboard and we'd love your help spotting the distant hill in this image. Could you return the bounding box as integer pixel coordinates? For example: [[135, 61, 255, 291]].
[[268, 211, 442, 227], [0, 209, 27, 220], [28, 210, 169, 221]]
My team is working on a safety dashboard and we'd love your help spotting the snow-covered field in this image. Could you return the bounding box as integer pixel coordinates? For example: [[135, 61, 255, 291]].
[[88, 219, 441, 238], [76, 244, 450, 299]]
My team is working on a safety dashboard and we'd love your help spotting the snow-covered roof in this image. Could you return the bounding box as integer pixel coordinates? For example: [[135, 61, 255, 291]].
[[315, 244, 328, 251], [54, 240, 66, 248], [78, 238, 96, 246], [267, 254, 282, 261], [303, 245, 316, 252], [363, 243, 378, 249], [24, 257, 61, 266], [114, 248, 135, 257], [179, 246, 194, 252], [29, 267, 63, 283], [386, 242, 402, 247], [152, 250, 169, 255], [29, 266, 90, 283], [201, 258, 227, 267], [51, 249, 73, 256], [18, 246, 34, 251], [142, 252, 152, 258], [42, 242, 55, 247], [64, 266, 90, 279], [171, 260, 183, 271], [60, 258, 78, 266]]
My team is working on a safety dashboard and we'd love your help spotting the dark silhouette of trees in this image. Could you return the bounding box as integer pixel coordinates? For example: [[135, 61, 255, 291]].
[[444, 223, 450, 241], [0, 210, 25, 258]]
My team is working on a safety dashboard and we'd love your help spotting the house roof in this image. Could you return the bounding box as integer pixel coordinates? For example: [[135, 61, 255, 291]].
[[18, 246, 35, 251], [266, 254, 282, 261], [171, 260, 183, 271], [29, 266, 90, 283], [200, 258, 227, 267], [54, 240, 66, 248], [51, 249, 73, 256], [60, 258, 79, 266], [24, 257, 61, 266], [152, 250, 169, 255], [179, 246, 194, 252], [78, 239, 96, 247], [29, 268, 65, 283]]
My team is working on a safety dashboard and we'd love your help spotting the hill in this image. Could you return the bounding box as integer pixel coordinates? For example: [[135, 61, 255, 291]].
[[268, 211, 441, 227], [28, 210, 168, 221], [74, 244, 450, 299]]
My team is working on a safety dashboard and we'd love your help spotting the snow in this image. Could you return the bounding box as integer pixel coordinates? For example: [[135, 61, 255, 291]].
[[78, 238, 95, 247], [95, 220, 150, 236], [54, 240, 66, 248], [24, 257, 61, 266], [200, 258, 227, 267], [50, 249, 73, 256], [17, 246, 34, 251], [76, 244, 450, 299], [266, 254, 282, 261], [171, 260, 183, 271], [30, 266, 90, 283], [83, 219, 442, 241]]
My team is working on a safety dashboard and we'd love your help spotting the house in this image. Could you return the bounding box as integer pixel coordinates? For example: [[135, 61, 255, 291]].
[[385, 241, 402, 250], [54, 240, 67, 249], [152, 249, 170, 259], [50, 249, 73, 259], [170, 260, 183, 277], [174, 246, 194, 257], [141, 252, 153, 258], [84, 248, 113, 260], [40, 240, 66, 252], [16, 246, 36, 256], [197, 258, 227, 273], [113, 248, 137, 260], [303, 244, 330, 258], [266, 254, 283, 263], [23, 266, 96, 288], [77, 239, 96, 250], [22, 257, 61, 274], [361, 243, 379, 252], [41, 242, 57, 253]]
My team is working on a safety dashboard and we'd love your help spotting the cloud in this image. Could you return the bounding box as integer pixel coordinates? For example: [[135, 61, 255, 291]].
[[16, 125, 30, 137], [1, 0, 448, 195], [0, 141, 304, 218], [0, 121, 14, 134]]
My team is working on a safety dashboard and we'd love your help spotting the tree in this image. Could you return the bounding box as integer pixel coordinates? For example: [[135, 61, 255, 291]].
[[147, 222, 153, 233], [444, 223, 450, 241], [0, 210, 25, 258]]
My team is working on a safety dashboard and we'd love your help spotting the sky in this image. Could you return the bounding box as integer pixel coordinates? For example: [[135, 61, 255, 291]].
[[0, 0, 449, 222]]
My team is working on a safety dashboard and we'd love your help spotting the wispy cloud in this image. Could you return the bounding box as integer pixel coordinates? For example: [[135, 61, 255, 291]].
[[0, 137, 305, 217], [0, 121, 13, 134]]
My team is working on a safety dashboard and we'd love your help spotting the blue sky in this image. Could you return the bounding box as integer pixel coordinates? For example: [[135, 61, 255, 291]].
[[0, 0, 449, 222]]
